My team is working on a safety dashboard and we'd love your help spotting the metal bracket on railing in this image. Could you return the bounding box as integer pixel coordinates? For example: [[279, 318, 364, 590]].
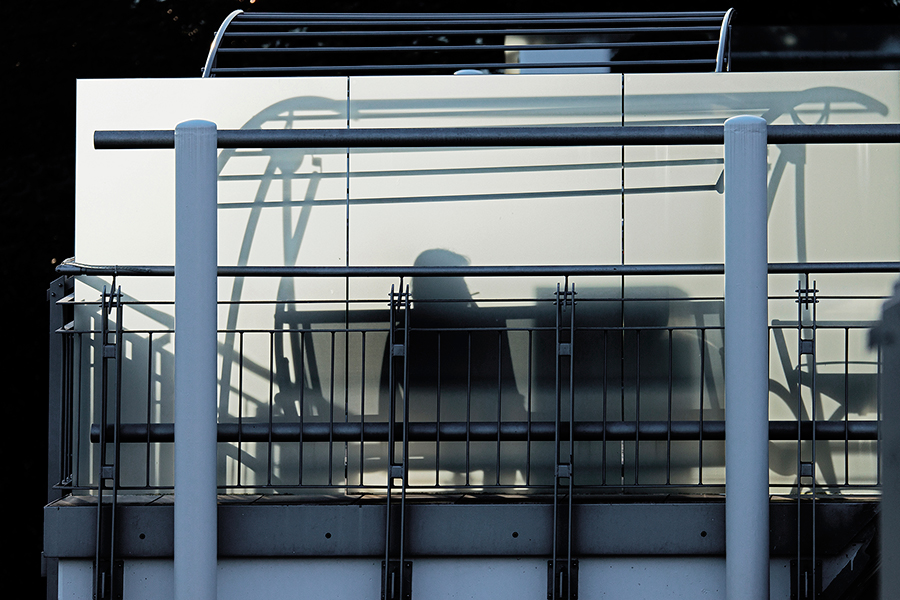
[[548, 559, 579, 600], [384, 284, 412, 600], [551, 283, 577, 600], [382, 560, 413, 600], [95, 286, 123, 600], [794, 276, 819, 600]]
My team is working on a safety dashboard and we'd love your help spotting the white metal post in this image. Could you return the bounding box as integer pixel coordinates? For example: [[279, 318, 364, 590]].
[[880, 281, 900, 600], [724, 115, 769, 600], [174, 120, 218, 600]]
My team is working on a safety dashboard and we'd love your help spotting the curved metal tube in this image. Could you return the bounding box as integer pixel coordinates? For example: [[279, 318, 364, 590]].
[[715, 8, 735, 72], [202, 9, 244, 77]]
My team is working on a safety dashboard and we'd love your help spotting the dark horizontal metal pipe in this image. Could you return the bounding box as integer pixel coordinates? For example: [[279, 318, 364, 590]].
[[223, 27, 720, 39], [218, 40, 718, 54], [732, 50, 900, 62], [211, 60, 715, 75], [237, 11, 728, 20], [234, 15, 725, 25], [91, 420, 878, 444], [767, 261, 900, 274], [55, 260, 900, 277], [95, 125, 720, 149], [94, 124, 900, 150], [225, 26, 721, 37]]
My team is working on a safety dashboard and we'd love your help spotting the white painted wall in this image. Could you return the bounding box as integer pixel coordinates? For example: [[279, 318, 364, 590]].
[[72, 72, 899, 493], [59, 557, 797, 599]]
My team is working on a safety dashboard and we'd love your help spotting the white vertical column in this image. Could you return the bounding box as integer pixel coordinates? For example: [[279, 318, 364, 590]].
[[880, 281, 900, 600], [724, 115, 769, 600], [174, 120, 218, 600]]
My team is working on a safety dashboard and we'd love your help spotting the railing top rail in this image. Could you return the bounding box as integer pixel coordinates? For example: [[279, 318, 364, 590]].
[[93, 124, 900, 150], [56, 260, 900, 277]]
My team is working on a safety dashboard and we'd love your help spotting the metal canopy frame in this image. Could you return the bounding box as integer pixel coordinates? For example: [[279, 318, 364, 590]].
[[202, 10, 734, 77]]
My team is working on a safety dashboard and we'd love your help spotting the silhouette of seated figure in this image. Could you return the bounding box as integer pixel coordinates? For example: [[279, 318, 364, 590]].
[[386, 249, 527, 486]]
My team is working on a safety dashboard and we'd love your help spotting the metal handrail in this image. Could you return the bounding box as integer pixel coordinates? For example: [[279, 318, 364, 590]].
[[55, 260, 900, 278], [92, 123, 900, 150]]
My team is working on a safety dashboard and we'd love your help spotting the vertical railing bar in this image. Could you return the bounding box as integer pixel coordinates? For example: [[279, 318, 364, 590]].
[[95, 288, 109, 600], [552, 283, 561, 599], [555, 285, 562, 470], [667, 328, 673, 485], [383, 285, 396, 600], [568, 284, 576, 598], [399, 285, 410, 600], [812, 280, 818, 592], [403, 287, 412, 484], [496, 331, 502, 486], [435, 332, 442, 488], [99, 288, 109, 486], [796, 278, 804, 594], [569, 284, 576, 474], [526, 329, 533, 486], [329, 331, 336, 487], [567, 472, 574, 598], [67, 329, 75, 485], [877, 342, 882, 486], [795, 273, 822, 596], [844, 327, 850, 486], [70, 325, 77, 488], [299, 330, 305, 486], [635, 329, 641, 486], [110, 289, 123, 599], [360, 331, 366, 487], [620, 274, 626, 488], [699, 328, 706, 486], [75, 331, 83, 487], [344, 318, 350, 489], [70, 330, 77, 485], [237, 332, 244, 488], [58, 326, 67, 487], [61, 329, 72, 487], [146, 332, 153, 488], [267, 331, 274, 487], [602, 329, 608, 486], [466, 332, 472, 486]]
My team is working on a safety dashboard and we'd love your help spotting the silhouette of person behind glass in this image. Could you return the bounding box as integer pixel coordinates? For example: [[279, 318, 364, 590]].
[[383, 249, 527, 485]]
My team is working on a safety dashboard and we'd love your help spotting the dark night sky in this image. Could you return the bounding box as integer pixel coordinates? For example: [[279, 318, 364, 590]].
[[4, 1, 899, 595]]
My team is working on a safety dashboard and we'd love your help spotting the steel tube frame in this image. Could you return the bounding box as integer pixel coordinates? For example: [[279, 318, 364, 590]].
[[94, 123, 900, 149], [174, 121, 218, 600], [715, 8, 735, 72], [725, 116, 769, 600], [89, 419, 881, 444], [55, 260, 900, 277]]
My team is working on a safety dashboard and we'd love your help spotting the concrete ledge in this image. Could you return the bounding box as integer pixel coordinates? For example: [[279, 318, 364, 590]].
[[44, 496, 877, 559]]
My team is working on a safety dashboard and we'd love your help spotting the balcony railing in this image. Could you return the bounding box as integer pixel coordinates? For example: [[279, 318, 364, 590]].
[[49, 262, 892, 498]]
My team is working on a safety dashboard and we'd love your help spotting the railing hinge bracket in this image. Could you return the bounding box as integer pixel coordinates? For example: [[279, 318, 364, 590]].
[[92, 558, 123, 600], [382, 560, 413, 600], [547, 559, 578, 600]]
